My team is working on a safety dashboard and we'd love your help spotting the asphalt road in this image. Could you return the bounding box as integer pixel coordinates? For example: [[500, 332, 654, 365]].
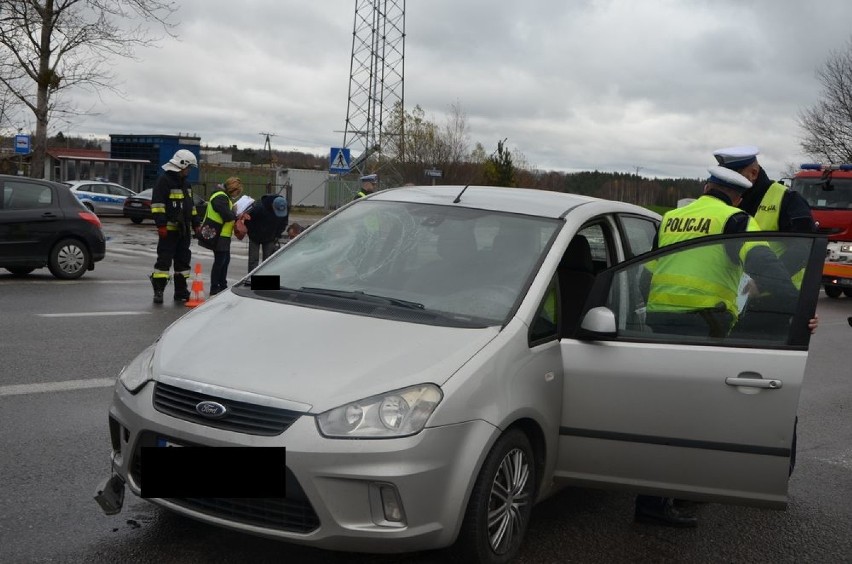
[[1, 217, 850, 563]]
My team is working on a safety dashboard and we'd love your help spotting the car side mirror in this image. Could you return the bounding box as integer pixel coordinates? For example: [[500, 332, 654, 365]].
[[576, 306, 617, 339]]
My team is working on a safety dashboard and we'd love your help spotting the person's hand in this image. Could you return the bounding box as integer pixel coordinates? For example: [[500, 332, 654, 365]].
[[193, 225, 201, 239], [808, 314, 819, 334], [157, 225, 168, 239]]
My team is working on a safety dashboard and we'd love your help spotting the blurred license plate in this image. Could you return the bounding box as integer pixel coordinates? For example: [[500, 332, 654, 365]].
[[130, 202, 142, 207], [156, 437, 183, 448]]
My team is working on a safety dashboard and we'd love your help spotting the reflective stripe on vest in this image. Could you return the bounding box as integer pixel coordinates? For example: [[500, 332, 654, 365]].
[[648, 196, 760, 319], [205, 191, 235, 238]]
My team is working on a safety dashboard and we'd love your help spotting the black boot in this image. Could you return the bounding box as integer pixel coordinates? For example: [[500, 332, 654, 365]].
[[149, 275, 168, 304], [635, 496, 698, 528], [173, 273, 190, 302]]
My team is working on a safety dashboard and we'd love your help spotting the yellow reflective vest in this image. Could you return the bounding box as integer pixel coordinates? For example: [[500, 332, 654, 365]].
[[204, 191, 235, 238], [648, 195, 761, 320], [754, 182, 804, 288]]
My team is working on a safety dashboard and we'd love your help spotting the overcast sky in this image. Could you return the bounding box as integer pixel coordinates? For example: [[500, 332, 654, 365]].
[[54, 0, 852, 180]]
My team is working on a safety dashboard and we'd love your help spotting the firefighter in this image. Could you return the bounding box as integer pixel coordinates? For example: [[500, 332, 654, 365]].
[[149, 149, 200, 304]]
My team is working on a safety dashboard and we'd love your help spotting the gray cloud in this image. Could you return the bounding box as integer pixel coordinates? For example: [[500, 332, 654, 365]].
[[53, 0, 852, 179]]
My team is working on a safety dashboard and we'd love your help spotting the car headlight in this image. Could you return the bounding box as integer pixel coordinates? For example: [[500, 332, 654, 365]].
[[118, 344, 156, 393], [840, 244, 852, 253], [316, 384, 443, 438]]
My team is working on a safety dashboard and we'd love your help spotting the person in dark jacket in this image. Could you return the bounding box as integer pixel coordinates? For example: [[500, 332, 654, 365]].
[[150, 149, 201, 304], [205, 177, 242, 295], [245, 194, 289, 272]]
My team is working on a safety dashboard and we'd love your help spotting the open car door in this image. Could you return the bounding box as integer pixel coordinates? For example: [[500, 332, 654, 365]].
[[554, 232, 826, 508]]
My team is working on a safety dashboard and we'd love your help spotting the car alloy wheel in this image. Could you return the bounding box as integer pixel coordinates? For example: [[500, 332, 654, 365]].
[[458, 428, 536, 564], [48, 238, 90, 279]]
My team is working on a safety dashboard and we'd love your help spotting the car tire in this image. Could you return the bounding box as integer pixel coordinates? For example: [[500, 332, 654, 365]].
[[48, 238, 90, 280], [844, 288, 852, 298], [5, 267, 36, 276], [824, 285, 843, 298], [456, 428, 536, 564], [83, 202, 95, 213], [130, 217, 144, 224]]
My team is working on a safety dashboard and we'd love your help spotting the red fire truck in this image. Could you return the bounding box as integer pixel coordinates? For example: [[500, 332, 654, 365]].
[[788, 163, 852, 298]]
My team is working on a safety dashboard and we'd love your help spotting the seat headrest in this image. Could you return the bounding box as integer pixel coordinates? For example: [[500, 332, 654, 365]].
[[562, 234, 594, 273]]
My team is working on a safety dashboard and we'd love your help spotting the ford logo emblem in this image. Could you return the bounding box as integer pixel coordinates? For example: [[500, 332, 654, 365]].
[[195, 400, 228, 419]]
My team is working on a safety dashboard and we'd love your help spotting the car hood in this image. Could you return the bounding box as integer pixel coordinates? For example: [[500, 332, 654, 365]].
[[154, 290, 500, 413]]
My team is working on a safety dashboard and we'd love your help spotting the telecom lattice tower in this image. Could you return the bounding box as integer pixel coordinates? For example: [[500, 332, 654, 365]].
[[342, 0, 405, 178]]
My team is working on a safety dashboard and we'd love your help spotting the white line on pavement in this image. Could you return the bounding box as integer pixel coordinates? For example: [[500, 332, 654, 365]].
[[37, 311, 152, 317], [0, 378, 116, 397]]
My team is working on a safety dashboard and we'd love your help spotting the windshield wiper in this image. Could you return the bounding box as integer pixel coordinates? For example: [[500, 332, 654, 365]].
[[298, 287, 425, 309]]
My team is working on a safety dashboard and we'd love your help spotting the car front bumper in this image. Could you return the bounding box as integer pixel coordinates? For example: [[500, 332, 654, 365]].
[[106, 380, 497, 553]]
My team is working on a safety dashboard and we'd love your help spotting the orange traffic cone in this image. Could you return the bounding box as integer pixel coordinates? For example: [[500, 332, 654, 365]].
[[185, 263, 206, 308]]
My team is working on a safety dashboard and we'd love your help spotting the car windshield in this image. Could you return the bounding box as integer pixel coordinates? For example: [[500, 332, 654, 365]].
[[791, 177, 852, 210], [251, 200, 561, 327]]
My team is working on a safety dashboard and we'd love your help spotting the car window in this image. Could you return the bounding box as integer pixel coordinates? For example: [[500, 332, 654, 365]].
[[618, 215, 658, 258], [4, 181, 53, 209], [253, 201, 562, 326], [91, 184, 108, 194], [591, 233, 824, 348], [575, 223, 613, 273], [529, 276, 559, 344], [109, 185, 133, 196]]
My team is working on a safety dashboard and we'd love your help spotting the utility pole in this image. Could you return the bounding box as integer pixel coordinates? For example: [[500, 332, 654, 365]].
[[342, 0, 406, 179], [260, 132, 276, 193]]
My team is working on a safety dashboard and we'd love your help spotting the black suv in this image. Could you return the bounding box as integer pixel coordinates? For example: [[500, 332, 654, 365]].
[[0, 175, 106, 279]]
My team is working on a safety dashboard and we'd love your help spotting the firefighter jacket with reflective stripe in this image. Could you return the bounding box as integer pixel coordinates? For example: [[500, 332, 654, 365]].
[[204, 191, 236, 238], [648, 195, 761, 319], [151, 171, 199, 232]]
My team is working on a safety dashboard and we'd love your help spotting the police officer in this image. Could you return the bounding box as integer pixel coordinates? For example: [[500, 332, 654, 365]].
[[637, 166, 798, 527], [354, 174, 377, 199], [713, 145, 817, 286], [150, 149, 200, 304]]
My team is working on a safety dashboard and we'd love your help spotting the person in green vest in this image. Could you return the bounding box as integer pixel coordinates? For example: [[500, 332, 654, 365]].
[[206, 177, 242, 295], [713, 145, 817, 290], [354, 174, 377, 199], [644, 166, 796, 339], [637, 166, 799, 528]]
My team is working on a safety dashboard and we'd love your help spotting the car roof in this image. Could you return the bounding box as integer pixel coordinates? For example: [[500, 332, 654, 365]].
[[65, 180, 124, 187], [368, 185, 649, 219]]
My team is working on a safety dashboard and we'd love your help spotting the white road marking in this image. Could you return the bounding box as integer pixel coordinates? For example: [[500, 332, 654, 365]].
[[37, 311, 151, 317], [0, 378, 116, 397]]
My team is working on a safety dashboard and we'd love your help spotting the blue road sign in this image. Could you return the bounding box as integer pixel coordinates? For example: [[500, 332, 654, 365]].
[[329, 147, 351, 174], [15, 134, 30, 154]]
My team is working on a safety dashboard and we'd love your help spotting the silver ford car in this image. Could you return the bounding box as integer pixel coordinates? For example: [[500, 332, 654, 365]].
[[97, 185, 825, 563]]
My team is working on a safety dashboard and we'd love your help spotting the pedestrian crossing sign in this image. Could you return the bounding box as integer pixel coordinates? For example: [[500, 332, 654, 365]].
[[329, 147, 351, 174]]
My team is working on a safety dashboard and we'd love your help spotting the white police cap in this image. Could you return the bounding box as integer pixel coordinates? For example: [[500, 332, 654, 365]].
[[360, 174, 377, 183], [713, 145, 759, 169], [707, 165, 752, 193]]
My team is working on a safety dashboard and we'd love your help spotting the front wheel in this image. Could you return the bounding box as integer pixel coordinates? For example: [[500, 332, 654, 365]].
[[48, 238, 90, 279], [457, 429, 536, 564], [824, 285, 843, 298], [844, 288, 852, 298], [130, 217, 144, 224]]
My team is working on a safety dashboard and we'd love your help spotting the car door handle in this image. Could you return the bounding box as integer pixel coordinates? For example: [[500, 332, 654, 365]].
[[41, 212, 58, 219], [725, 376, 782, 389]]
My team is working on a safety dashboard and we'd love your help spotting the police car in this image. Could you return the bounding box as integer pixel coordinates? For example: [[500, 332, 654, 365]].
[[65, 180, 136, 216], [97, 185, 826, 563]]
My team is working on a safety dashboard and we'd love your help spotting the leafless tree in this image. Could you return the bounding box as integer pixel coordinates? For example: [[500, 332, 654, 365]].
[[799, 38, 852, 163], [0, 0, 178, 178]]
